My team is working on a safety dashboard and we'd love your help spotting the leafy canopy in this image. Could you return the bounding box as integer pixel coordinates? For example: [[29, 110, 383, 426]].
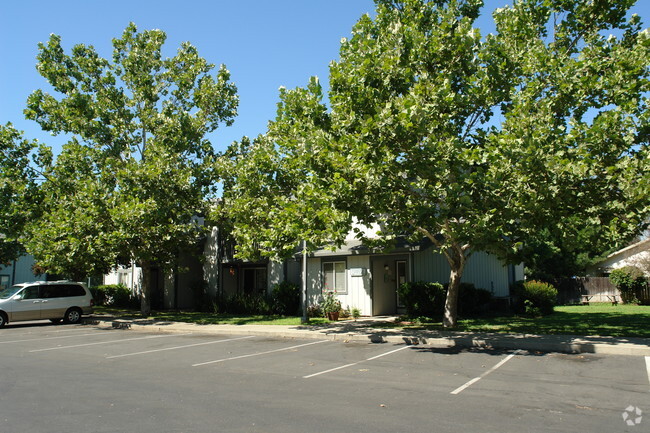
[[223, 0, 649, 327], [24, 23, 238, 285], [0, 124, 44, 265]]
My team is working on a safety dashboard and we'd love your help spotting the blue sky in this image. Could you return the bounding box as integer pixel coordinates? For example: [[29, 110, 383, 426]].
[[1, 0, 648, 156]]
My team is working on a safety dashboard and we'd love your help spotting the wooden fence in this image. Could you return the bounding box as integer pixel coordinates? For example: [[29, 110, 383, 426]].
[[554, 277, 650, 304]]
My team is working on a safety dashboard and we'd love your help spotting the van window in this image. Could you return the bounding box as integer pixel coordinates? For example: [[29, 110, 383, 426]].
[[41, 284, 86, 298], [67, 285, 86, 297], [20, 286, 41, 300], [0, 285, 24, 299], [41, 285, 61, 298]]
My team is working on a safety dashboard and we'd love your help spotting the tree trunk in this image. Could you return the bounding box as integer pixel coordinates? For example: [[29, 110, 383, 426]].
[[140, 260, 152, 316], [442, 247, 468, 328]]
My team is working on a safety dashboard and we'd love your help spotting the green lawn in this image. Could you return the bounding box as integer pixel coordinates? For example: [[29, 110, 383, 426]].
[[94, 306, 330, 326], [95, 304, 650, 338], [398, 304, 650, 338]]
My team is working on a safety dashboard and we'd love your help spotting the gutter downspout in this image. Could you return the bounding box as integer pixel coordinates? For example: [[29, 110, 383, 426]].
[[11, 259, 17, 285], [301, 240, 308, 323]]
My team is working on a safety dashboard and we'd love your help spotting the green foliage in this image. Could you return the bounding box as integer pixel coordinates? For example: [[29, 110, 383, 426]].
[[512, 280, 558, 316], [190, 280, 212, 312], [91, 284, 139, 308], [214, 293, 274, 316], [307, 304, 323, 319], [0, 124, 43, 265], [23, 23, 238, 311], [443, 282, 493, 316], [399, 281, 492, 319], [609, 266, 648, 304], [222, 0, 649, 328], [271, 281, 301, 315], [398, 281, 446, 318], [321, 290, 342, 314]]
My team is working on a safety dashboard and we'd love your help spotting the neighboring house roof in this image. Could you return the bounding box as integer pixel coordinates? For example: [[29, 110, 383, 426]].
[[604, 238, 650, 262], [588, 238, 650, 275]]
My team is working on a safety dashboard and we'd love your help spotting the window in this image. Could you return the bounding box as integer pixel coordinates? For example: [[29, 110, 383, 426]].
[[41, 284, 86, 298], [0, 275, 9, 292], [323, 261, 346, 294], [242, 267, 267, 295], [20, 286, 41, 300]]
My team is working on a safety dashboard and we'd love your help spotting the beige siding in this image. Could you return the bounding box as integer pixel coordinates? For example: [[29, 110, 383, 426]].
[[336, 255, 372, 316], [306, 256, 372, 316], [267, 261, 284, 294], [202, 227, 219, 297], [306, 258, 322, 305]]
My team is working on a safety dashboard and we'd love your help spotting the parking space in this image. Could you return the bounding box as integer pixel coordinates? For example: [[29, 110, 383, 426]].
[[1, 323, 648, 433]]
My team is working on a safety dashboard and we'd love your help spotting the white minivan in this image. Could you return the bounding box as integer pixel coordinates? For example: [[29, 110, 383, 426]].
[[0, 281, 94, 327]]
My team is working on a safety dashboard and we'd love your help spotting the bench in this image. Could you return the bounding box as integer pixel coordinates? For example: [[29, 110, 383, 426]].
[[581, 294, 618, 305]]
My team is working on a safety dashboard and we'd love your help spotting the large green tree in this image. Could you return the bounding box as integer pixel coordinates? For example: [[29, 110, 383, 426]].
[[24, 23, 238, 314], [0, 124, 42, 265], [224, 0, 649, 327]]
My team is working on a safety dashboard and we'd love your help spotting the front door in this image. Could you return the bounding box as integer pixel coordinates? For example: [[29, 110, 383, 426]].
[[396, 260, 408, 311], [372, 256, 409, 315]]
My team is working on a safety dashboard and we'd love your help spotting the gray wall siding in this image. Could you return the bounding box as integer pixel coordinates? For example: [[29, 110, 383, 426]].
[[0, 255, 46, 285], [413, 249, 511, 297]]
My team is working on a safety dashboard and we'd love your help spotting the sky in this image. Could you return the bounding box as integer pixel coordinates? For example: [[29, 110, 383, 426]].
[[2, 0, 648, 157]]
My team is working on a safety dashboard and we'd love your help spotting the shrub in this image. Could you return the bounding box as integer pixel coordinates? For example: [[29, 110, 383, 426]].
[[609, 266, 648, 304], [214, 293, 273, 315], [190, 280, 212, 312], [321, 291, 342, 315], [271, 281, 301, 315], [398, 281, 446, 318], [443, 282, 493, 316], [91, 284, 139, 308], [307, 304, 323, 318], [511, 280, 557, 316]]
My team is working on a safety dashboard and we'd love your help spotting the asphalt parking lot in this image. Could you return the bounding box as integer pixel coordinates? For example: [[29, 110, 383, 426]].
[[1, 322, 648, 433]]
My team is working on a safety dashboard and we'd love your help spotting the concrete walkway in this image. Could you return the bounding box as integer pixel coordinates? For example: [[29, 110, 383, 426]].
[[84, 315, 650, 356]]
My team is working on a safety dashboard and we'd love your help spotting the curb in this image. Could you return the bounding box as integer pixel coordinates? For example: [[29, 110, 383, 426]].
[[82, 317, 650, 357]]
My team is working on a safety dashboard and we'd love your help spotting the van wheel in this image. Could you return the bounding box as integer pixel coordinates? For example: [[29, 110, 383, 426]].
[[64, 308, 82, 324], [0, 312, 7, 327]]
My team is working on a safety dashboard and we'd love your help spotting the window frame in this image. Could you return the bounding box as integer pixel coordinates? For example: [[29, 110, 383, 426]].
[[0, 275, 9, 292], [322, 260, 347, 295], [241, 266, 268, 295]]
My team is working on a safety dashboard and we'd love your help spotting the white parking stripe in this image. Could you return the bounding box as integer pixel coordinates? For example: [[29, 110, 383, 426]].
[[451, 350, 522, 395], [645, 356, 650, 389], [303, 345, 411, 379], [29, 333, 190, 352], [106, 335, 255, 359], [2, 327, 92, 337], [192, 340, 329, 367], [0, 331, 114, 345]]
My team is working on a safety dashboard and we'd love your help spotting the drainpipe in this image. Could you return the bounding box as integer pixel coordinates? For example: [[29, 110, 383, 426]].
[[301, 240, 308, 323], [131, 259, 136, 292], [11, 259, 17, 285]]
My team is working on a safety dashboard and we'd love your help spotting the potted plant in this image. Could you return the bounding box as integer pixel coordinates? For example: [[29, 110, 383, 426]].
[[322, 290, 342, 321]]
